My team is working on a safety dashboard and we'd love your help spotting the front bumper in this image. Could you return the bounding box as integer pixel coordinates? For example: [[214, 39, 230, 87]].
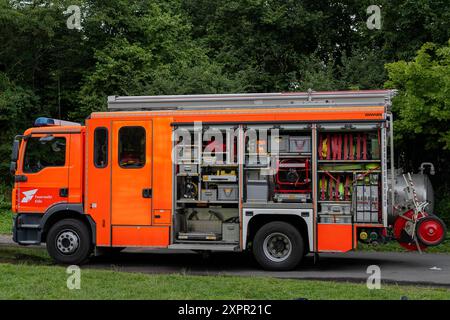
[[13, 214, 43, 245]]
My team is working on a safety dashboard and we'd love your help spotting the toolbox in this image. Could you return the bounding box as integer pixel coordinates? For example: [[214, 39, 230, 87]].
[[187, 220, 222, 234], [222, 223, 239, 242], [217, 184, 238, 201], [270, 135, 289, 153], [289, 136, 311, 153], [201, 189, 217, 201]]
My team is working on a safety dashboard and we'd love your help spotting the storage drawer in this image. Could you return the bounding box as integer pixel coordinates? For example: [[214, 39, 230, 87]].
[[269, 135, 289, 153], [289, 136, 311, 153], [187, 220, 222, 233], [217, 184, 238, 201], [222, 223, 239, 242], [153, 209, 171, 225], [201, 189, 217, 201]]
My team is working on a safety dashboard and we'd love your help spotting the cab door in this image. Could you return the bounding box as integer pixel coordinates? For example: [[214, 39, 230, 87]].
[[16, 133, 70, 213], [111, 121, 153, 225]]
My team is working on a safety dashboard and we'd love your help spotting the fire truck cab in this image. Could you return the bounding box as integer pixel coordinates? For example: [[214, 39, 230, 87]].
[[11, 90, 405, 270]]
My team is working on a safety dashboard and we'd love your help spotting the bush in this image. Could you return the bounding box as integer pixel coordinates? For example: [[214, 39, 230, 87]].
[[435, 185, 450, 227]]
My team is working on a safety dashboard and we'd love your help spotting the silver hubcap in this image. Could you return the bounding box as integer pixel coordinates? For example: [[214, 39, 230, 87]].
[[56, 230, 80, 254], [263, 232, 292, 262]]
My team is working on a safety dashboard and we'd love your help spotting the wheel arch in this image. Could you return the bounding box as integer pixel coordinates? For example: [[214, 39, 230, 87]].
[[246, 214, 310, 253], [40, 203, 96, 245]]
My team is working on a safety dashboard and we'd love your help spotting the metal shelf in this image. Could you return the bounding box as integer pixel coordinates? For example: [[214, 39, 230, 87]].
[[177, 199, 239, 204], [317, 170, 381, 173], [318, 200, 352, 203], [201, 163, 238, 167], [318, 160, 381, 163]]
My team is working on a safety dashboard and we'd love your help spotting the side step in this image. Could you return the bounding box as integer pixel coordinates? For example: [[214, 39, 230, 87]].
[[168, 243, 240, 252]]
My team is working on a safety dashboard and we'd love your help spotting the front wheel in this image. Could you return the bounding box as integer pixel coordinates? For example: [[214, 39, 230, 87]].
[[252, 221, 304, 271], [46, 219, 93, 264]]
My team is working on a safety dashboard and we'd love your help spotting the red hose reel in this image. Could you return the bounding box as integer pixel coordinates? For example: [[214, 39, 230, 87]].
[[393, 209, 446, 251]]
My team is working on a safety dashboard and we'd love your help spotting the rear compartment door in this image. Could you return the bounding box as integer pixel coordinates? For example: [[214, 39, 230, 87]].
[[16, 133, 70, 213], [111, 121, 153, 225]]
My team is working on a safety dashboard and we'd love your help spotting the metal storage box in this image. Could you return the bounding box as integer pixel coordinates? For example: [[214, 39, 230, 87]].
[[217, 184, 238, 201], [187, 220, 222, 234], [270, 135, 289, 153], [201, 189, 217, 201], [289, 136, 311, 153], [247, 180, 269, 202], [179, 164, 198, 174], [222, 223, 239, 242], [320, 215, 352, 224], [320, 203, 351, 215]]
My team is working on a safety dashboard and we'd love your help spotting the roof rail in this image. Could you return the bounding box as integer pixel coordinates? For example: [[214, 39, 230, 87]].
[[107, 90, 397, 111]]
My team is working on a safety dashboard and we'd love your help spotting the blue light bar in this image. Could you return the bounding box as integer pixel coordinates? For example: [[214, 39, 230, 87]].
[[34, 117, 81, 127], [34, 117, 55, 127]]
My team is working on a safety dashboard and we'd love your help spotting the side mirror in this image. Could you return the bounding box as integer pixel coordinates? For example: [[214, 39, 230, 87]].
[[10, 161, 17, 175], [11, 140, 19, 161], [39, 135, 55, 143]]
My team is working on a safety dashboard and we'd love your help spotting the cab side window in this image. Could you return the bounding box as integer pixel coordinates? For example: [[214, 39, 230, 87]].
[[94, 127, 108, 168], [23, 137, 66, 173], [118, 126, 146, 168]]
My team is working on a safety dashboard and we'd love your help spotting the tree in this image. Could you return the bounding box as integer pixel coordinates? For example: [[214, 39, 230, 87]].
[[385, 41, 450, 223]]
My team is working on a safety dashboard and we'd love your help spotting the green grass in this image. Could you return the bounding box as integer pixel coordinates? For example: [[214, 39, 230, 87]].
[[0, 262, 449, 300], [0, 208, 12, 235], [0, 246, 449, 300]]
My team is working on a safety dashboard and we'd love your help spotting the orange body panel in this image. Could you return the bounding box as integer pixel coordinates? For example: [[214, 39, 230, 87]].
[[152, 117, 173, 211], [16, 132, 70, 213], [317, 224, 353, 252], [91, 106, 385, 124], [111, 120, 153, 226], [112, 226, 169, 247], [85, 118, 112, 246], [153, 209, 171, 225], [68, 132, 84, 204]]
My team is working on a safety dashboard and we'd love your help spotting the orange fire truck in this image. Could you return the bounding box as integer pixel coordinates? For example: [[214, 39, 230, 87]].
[[10, 90, 446, 270]]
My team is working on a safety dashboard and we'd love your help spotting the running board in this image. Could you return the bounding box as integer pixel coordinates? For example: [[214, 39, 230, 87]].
[[168, 243, 240, 252]]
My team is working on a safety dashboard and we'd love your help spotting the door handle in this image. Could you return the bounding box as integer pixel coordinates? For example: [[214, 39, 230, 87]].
[[142, 188, 152, 198], [14, 175, 27, 182], [59, 188, 69, 197]]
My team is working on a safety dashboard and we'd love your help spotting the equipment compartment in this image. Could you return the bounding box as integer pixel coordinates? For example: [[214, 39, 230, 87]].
[[174, 125, 240, 244], [317, 127, 382, 225]]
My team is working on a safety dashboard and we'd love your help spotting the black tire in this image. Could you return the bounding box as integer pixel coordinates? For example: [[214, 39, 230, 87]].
[[252, 221, 304, 271], [46, 219, 93, 265]]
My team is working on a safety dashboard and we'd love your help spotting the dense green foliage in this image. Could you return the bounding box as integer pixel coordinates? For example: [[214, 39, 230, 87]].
[[0, 0, 449, 220]]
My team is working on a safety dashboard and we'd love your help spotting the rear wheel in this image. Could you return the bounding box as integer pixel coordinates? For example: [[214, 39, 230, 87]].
[[252, 221, 304, 271], [46, 219, 92, 264]]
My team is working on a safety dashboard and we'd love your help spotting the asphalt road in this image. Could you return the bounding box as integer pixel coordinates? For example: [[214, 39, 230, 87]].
[[1, 235, 449, 287], [88, 248, 450, 287]]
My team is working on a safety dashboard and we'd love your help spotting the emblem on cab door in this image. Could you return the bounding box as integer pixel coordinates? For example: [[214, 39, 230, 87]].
[[21, 189, 38, 203]]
